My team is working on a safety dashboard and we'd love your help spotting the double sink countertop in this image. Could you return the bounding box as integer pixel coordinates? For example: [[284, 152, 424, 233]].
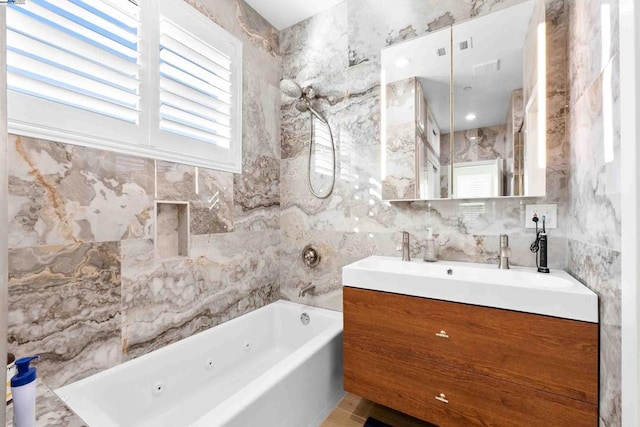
[[342, 256, 598, 323]]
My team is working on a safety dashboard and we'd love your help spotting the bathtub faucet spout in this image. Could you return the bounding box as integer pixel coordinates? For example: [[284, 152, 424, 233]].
[[299, 284, 315, 297]]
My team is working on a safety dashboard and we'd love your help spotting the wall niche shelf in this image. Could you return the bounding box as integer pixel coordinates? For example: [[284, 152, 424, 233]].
[[155, 201, 190, 260]]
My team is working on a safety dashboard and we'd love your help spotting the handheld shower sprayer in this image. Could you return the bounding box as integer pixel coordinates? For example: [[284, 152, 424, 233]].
[[280, 78, 336, 199]]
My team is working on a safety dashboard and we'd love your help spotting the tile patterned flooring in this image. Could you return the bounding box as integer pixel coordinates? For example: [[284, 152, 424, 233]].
[[322, 393, 435, 427]]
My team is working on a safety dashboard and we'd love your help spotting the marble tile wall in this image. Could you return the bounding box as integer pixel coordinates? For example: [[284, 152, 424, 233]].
[[383, 77, 418, 199], [439, 125, 509, 198], [280, 0, 568, 311], [5, 0, 282, 391], [442, 125, 509, 164], [566, 1, 621, 425]]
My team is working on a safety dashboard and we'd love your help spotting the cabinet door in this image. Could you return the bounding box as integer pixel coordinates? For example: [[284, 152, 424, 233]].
[[344, 338, 598, 427], [343, 287, 599, 404]]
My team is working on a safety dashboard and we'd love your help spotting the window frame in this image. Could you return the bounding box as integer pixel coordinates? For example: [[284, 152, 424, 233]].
[[6, 0, 243, 173]]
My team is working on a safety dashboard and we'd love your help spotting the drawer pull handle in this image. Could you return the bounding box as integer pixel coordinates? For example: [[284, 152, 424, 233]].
[[435, 330, 449, 339], [435, 393, 449, 404]]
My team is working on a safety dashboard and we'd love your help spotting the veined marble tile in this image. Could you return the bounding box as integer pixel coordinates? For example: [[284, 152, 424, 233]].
[[386, 200, 565, 267], [233, 0, 280, 57], [6, 379, 87, 427], [567, 239, 620, 327], [7, 242, 121, 389], [382, 78, 416, 200], [280, 1, 348, 88], [280, 103, 308, 160], [382, 136, 416, 199], [544, 90, 570, 205], [341, 76, 381, 147], [545, 0, 568, 94], [234, 154, 280, 232], [599, 324, 622, 427], [184, 0, 279, 58], [566, 2, 620, 424], [450, 125, 508, 163], [155, 161, 234, 235], [243, 69, 281, 160], [279, 154, 403, 236], [191, 168, 234, 234], [280, 230, 398, 311], [121, 231, 279, 359], [280, 156, 356, 233], [8, 135, 154, 248], [567, 56, 621, 251], [242, 42, 283, 89], [567, 0, 619, 107], [567, 239, 621, 427], [121, 239, 220, 359]]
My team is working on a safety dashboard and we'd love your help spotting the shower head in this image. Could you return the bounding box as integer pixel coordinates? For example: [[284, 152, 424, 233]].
[[280, 79, 302, 99], [296, 99, 329, 125]]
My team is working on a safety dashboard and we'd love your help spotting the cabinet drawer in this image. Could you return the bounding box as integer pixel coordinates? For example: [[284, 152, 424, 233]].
[[343, 287, 598, 404], [344, 339, 598, 427]]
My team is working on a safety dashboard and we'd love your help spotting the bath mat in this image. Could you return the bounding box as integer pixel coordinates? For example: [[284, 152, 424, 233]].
[[363, 417, 392, 427]]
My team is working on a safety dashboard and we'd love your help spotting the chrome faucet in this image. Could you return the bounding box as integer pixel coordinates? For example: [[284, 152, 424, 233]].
[[397, 231, 410, 261], [299, 284, 315, 297], [498, 234, 511, 269]]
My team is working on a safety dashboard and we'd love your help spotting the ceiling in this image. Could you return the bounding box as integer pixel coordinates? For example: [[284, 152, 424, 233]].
[[244, 0, 344, 30]]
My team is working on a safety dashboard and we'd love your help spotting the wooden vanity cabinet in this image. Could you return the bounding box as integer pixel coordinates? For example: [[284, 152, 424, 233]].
[[343, 286, 599, 427]]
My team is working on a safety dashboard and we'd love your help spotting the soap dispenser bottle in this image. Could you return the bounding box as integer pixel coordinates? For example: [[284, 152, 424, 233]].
[[423, 228, 437, 262], [11, 355, 39, 427]]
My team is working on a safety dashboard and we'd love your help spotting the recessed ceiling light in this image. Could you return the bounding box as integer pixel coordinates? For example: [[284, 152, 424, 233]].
[[465, 113, 477, 121], [469, 136, 477, 140], [395, 57, 410, 68]]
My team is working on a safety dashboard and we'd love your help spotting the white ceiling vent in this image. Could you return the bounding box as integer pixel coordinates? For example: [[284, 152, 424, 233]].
[[459, 37, 473, 50], [473, 59, 501, 76]]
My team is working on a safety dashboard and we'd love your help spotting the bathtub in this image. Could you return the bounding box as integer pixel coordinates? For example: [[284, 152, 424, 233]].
[[56, 300, 344, 427]]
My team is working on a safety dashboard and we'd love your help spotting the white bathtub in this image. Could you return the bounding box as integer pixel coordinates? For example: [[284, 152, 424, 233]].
[[56, 300, 344, 427]]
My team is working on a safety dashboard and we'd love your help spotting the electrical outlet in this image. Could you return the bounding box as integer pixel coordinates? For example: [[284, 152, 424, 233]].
[[525, 204, 557, 229]]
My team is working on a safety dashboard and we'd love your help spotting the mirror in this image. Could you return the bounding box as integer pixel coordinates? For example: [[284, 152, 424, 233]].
[[381, 0, 545, 200], [381, 26, 451, 200]]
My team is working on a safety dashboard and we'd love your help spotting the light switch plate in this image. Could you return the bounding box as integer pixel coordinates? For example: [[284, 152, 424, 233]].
[[525, 204, 557, 229]]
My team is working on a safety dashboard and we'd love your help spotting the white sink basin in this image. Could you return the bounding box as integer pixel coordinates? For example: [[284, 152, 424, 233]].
[[342, 256, 598, 322]]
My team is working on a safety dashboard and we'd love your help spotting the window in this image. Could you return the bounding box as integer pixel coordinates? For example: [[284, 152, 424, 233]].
[[6, 0, 243, 173], [453, 159, 503, 198]]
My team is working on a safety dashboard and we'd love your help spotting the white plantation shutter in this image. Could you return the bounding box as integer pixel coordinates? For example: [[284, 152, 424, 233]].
[[150, 0, 242, 171], [7, 0, 144, 145], [6, 0, 243, 173], [159, 19, 232, 147]]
